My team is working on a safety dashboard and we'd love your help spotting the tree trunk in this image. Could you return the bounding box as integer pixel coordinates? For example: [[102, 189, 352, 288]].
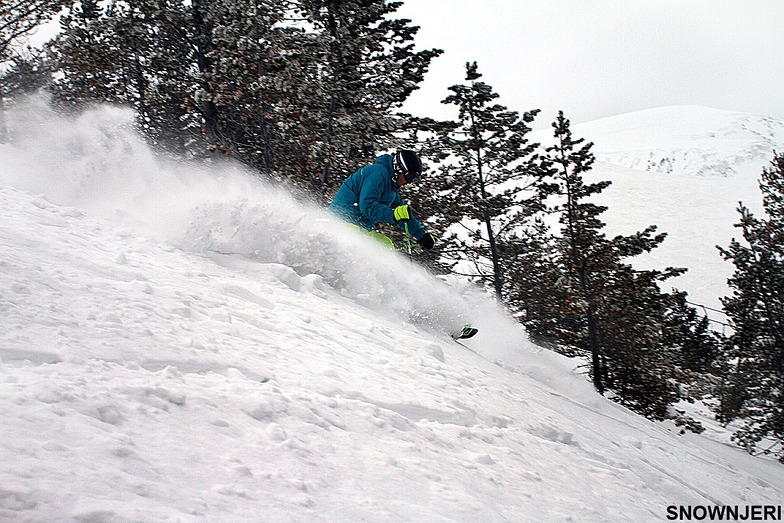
[[191, 0, 223, 146], [583, 281, 605, 394], [470, 107, 503, 301]]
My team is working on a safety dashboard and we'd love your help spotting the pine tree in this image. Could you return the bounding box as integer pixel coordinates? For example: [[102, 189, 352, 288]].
[[662, 291, 718, 375], [293, 0, 442, 200], [0, 0, 70, 62], [49, 0, 292, 159], [717, 152, 784, 461], [539, 111, 694, 418], [186, 0, 300, 170], [503, 217, 568, 350], [0, 49, 53, 142], [46, 0, 439, 194], [546, 111, 610, 393], [422, 61, 548, 300], [49, 0, 201, 151]]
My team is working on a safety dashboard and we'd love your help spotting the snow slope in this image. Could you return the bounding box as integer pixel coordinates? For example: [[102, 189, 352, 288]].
[[533, 106, 783, 311], [1, 100, 783, 521], [572, 105, 784, 178], [591, 161, 763, 312]]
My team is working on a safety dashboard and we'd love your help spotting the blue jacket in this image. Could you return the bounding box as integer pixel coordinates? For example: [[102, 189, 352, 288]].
[[328, 154, 425, 240]]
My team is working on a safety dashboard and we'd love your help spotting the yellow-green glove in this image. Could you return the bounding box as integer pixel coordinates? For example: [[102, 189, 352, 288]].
[[393, 205, 410, 221]]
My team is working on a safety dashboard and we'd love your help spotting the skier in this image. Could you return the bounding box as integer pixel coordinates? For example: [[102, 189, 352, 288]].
[[328, 150, 436, 250]]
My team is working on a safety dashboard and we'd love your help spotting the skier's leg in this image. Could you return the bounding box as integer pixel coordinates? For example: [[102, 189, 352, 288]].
[[351, 225, 395, 249], [367, 230, 395, 249]]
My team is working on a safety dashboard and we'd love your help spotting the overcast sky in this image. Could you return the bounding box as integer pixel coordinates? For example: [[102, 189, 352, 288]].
[[396, 0, 784, 127]]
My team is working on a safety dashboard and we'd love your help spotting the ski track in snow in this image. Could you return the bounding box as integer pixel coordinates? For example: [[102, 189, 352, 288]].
[[1, 100, 783, 521]]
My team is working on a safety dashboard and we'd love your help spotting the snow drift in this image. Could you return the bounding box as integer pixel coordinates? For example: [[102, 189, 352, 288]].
[[1, 99, 782, 521]]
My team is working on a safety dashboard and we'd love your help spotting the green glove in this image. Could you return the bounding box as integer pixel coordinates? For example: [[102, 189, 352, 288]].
[[393, 205, 410, 221]]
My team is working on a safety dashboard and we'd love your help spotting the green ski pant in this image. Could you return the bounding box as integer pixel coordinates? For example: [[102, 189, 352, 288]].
[[351, 225, 395, 249]]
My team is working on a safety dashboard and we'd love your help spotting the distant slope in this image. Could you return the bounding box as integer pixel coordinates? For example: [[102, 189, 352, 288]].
[[533, 106, 783, 308], [593, 161, 761, 310], [570, 105, 784, 177]]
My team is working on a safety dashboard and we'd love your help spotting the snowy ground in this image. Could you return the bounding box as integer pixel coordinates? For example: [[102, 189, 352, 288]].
[[1, 100, 783, 521]]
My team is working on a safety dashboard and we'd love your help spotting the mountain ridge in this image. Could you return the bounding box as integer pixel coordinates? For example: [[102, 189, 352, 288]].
[[539, 105, 784, 177]]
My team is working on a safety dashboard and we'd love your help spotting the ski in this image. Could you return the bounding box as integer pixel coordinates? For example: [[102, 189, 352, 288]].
[[453, 324, 478, 340]]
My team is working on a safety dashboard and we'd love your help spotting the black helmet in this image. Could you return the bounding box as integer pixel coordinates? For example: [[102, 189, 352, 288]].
[[393, 150, 423, 183]]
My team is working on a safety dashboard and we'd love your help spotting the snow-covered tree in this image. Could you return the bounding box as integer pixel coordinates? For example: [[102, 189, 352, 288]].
[[46, 0, 440, 195], [422, 62, 548, 300], [0, 49, 53, 141], [48, 0, 288, 159], [717, 152, 784, 461], [538, 111, 697, 419], [503, 217, 567, 349], [294, 0, 441, 200], [0, 0, 70, 62]]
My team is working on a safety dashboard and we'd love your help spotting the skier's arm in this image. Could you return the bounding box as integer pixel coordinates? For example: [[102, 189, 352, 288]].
[[357, 169, 426, 240], [358, 171, 397, 225]]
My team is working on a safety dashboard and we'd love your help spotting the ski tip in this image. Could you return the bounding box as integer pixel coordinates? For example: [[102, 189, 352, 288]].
[[453, 324, 479, 340]]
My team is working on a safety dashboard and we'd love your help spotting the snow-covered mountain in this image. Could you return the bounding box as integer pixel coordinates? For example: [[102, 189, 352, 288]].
[[1, 100, 783, 521], [572, 105, 784, 177], [533, 105, 783, 312]]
